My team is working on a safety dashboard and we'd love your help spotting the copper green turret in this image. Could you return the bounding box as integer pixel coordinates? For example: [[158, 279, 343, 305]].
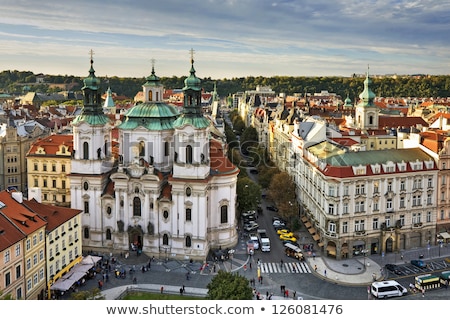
[[358, 68, 376, 108], [173, 51, 210, 129], [72, 55, 110, 126]]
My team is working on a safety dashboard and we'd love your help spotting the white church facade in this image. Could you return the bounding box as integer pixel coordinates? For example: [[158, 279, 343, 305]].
[[70, 54, 239, 260]]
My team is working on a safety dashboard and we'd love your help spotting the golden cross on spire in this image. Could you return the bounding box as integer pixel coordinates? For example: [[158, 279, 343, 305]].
[[189, 48, 195, 64]]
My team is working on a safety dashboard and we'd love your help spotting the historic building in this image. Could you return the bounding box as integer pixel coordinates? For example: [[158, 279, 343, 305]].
[[70, 54, 239, 260], [26, 134, 73, 207]]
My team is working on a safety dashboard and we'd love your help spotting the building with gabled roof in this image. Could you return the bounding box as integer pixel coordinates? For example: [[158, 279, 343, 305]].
[[0, 190, 47, 299]]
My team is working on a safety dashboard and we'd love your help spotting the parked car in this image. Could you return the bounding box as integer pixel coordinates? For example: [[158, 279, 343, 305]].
[[273, 220, 286, 229], [385, 264, 402, 275], [279, 234, 297, 242], [266, 205, 279, 212], [249, 235, 259, 250], [411, 259, 427, 268], [276, 229, 292, 235], [272, 216, 286, 223]]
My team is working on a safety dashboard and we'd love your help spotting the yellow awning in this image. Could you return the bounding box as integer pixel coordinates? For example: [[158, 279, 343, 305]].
[[308, 227, 316, 234], [301, 216, 308, 223], [305, 222, 312, 228], [312, 234, 320, 241], [318, 242, 324, 247]]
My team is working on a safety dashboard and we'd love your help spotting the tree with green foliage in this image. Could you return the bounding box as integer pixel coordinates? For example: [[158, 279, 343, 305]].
[[237, 177, 261, 214], [268, 171, 299, 229], [206, 270, 253, 300], [258, 166, 281, 190], [0, 289, 13, 300], [240, 126, 258, 155]]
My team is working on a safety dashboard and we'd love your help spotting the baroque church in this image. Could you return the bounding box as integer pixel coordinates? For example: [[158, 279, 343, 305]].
[[69, 53, 239, 260]]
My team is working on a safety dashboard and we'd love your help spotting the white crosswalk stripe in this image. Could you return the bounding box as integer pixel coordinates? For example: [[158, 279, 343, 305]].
[[259, 262, 311, 274]]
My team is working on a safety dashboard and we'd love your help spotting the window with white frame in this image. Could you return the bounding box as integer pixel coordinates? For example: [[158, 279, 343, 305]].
[[385, 216, 391, 227], [387, 181, 393, 192], [412, 212, 421, 224], [372, 218, 379, 229], [427, 193, 432, 205], [428, 177, 433, 188], [343, 185, 349, 196], [328, 221, 336, 233], [343, 202, 349, 214], [399, 214, 405, 226], [373, 181, 379, 193], [342, 221, 348, 233], [427, 211, 431, 223], [15, 244, 20, 257], [412, 195, 422, 206], [400, 180, 406, 191], [413, 178, 422, 189], [441, 210, 445, 220], [355, 184, 365, 195], [328, 204, 334, 215], [355, 201, 365, 212], [386, 199, 393, 211], [355, 220, 365, 232], [373, 200, 379, 211], [4, 250, 10, 263], [400, 196, 405, 208]]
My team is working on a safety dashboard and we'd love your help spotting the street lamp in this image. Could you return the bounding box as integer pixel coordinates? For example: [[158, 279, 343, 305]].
[[438, 239, 444, 257], [361, 249, 369, 268]]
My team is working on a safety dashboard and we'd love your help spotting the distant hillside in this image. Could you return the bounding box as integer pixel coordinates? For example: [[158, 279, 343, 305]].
[[1, 70, 450, 100]]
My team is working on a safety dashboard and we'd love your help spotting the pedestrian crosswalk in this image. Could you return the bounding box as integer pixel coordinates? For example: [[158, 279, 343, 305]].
[[258, 261, 311, 274]]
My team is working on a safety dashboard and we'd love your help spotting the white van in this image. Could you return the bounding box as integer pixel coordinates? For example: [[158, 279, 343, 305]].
[[371, 280, 407, 298]]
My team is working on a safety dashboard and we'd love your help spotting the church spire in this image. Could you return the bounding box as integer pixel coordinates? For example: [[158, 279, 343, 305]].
[[173, 48, 210, 129], [358, 65, 376, 107]]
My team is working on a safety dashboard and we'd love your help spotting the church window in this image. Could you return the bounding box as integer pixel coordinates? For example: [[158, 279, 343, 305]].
[[186, 208, 192, 221], [163, 210, 169, 219], [186, 145, 193, 164], [106, 229, 112, 240], [185, 236, 192, 248], [84, 201, 89, 214], [83, 227, 89, 239], [104, 140, 108, 157], [135, 187, 139, 193], [220, 205, 228, 224], [83, 181, 89, 190], [369, 115, 374, 125], [164, 141, 169, 156], [133, 197, 141, 216], [83, 142, 89, 160], [106, 206, 112, 215], [163, 234, 169, 246], [148, 90, 152, 101], [139, 141, 145, 157], [186, 187, 191, 197]]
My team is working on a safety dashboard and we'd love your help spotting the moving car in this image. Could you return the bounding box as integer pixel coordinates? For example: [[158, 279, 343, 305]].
[[249, 234, 259, 250], [284, 243, 304, 261], [243, 221, 259, 232]]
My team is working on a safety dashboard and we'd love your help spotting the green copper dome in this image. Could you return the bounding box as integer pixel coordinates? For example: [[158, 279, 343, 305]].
[[183, 64, 201, 91], [82, 62, 100, 90], [118, 102, 180, 131], [143, 66, 161, 87], [358, 71, 376, 107]]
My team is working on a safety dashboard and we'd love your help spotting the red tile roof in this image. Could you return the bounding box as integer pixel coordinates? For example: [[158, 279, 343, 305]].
[[0, 191, 47, 235], [27, 134, 73, 156], [22, 199, 82, 232], [0, 213, 26, 251]]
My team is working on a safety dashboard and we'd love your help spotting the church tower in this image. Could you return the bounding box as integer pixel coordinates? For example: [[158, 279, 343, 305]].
[[70, 51, 114, 248], [172, 49, 211, 179], [355, 68, 379, 129]]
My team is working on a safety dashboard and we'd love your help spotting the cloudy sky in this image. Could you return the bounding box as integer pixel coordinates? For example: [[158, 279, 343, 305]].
[[1, 0, 449, 79]]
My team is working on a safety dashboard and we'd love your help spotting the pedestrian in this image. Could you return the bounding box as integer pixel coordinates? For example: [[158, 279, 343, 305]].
[[324, 269, 327, 277], [259, 275, 263, 284], [421, 288, 425, 297], [186, 272, 190, 280], [312, 252, 316, 260], [160, 286, 164, 294], [180, 287, 183, 295], [183, 285, 185, 292], [133, 277, 137, 284], [372, 273, 376, 281], [293, 291, 296, 299], [280, 259, 284, 268], [314, 265, 318, 272]]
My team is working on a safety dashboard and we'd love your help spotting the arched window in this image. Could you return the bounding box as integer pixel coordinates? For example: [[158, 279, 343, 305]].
[[186, 187, 191, 197], [163, 234, 169, 245], [186, 145, 193, 164], [83, 142, 89, 160], [148, 90, 153, 101], [220, 205, 228, 224], [133, 197, 141, 216], [163, 210, 169, 219], [185, 235, 192, 248], [139, 141, 145, 157], [83, 227, 89, 239], [369, 115, 374, 125], [106, 229, 112, 240]]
